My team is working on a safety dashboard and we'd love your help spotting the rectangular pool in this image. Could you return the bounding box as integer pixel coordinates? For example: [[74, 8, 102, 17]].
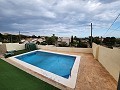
[[9, 50, 80, 89]]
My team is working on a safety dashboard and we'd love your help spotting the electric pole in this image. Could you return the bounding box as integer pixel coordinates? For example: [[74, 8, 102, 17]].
[[90, 23, 92, 48]]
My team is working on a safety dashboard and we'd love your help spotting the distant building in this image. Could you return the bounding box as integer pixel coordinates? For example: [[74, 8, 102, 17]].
[[37, 38, 44, 43], [20, 39, 29, 44], [57, 37, 70, 46], [81, 39, 88, 43], [3, 33, 10, 35], [20, 37, 45, 44]]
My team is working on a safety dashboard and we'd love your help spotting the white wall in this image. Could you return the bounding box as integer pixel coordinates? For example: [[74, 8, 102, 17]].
[[92, 43, 120, 81], [5, 43, 25, 51], [4, 44, 92, 53], [38, 45, 92, 53], [98, 46, 120, 81]]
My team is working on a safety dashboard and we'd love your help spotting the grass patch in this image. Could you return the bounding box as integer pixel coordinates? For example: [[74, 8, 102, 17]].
[[0, 59, 59, 90]]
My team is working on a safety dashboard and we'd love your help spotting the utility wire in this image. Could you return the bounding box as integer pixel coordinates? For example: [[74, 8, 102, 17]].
[[106, 25, 120, 36], [109, 25, 120, 33], [103, 13, 120, 36]]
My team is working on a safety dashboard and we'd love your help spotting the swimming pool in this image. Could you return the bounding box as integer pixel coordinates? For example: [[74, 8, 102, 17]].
[[16, 51, 75, 79], [9, 50, 80, 89]]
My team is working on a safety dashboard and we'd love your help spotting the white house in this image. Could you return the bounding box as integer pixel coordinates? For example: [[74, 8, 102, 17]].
[[57, 37, 71, 45]]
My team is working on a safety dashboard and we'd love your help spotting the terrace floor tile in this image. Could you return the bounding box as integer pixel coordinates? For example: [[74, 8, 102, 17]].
[[45, 50, 117, 90]]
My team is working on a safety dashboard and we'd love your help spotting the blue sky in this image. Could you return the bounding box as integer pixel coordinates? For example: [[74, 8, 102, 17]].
[[0, 0, 120, 37]]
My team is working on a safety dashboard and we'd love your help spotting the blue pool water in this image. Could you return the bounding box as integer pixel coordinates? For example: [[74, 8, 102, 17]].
[[16, 51, 76, 79]]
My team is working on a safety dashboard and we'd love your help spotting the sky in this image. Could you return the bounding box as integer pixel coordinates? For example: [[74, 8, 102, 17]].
[[0, 0, 120, 37]]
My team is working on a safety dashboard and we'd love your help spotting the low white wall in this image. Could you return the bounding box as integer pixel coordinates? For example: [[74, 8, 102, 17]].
[[72, 48, 92, 53], [38, 45, 92, 53], [5, 43, 25, 51], [92, 43, 120, 81], [5, 44, 92, 53]]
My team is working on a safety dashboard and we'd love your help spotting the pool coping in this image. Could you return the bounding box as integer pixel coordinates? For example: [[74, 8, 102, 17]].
[[8, 50, 81, 90]]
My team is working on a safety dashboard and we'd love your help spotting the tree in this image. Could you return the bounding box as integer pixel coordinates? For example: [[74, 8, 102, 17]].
[[58, 42, 68, 47], [103, 37, 116, 46], [93, 37, 100, 44], [74, 36, 77, 40], [70, 36, 74, 46], [46, 36, 57, 45], [41, 41, 47, 45], [116, 39, 120, 44], [32, 35, 37, 38], [0, 33, 2, 38], [71, 36, 73, 44], [111, 37, 116, 45], [77, 40, 87, 48], [38, 36, 41, 38], [0, 33, 3, 42], [36, 41, 40, 45]]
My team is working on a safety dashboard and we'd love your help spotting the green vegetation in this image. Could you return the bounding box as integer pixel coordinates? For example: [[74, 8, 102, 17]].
[[0, 59, 59, 90], [71, 36, 73, 44], [45, 34, 58, 45], [77, 41, 87, 48], [4, 49, 28, 58], [70, 36, 88, 48], [25, 43, 37, 51], [36, 41, 41, 45], [103, 37, 116, 46], [1, 32, 120, 48], [0, 33, 29, 43], [58, 42, 68, 47], [5, 45, 37, 58], [93, 37, 101, 44], [14, 49, 28, 55], [41, 41, 47, 45]]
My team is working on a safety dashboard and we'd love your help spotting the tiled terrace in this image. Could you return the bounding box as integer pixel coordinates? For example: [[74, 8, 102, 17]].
[[0, 49, 117, 90], [42, 50, 117, 90]]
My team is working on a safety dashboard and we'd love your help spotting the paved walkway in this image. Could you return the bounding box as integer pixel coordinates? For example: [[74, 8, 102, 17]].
[[44, 50, 117, 90], [75, 53, 117, 90]]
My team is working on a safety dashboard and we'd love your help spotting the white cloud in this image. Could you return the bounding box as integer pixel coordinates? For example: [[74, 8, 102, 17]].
[[0, 0, 120, 37], [85, 0, 101, 11]]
